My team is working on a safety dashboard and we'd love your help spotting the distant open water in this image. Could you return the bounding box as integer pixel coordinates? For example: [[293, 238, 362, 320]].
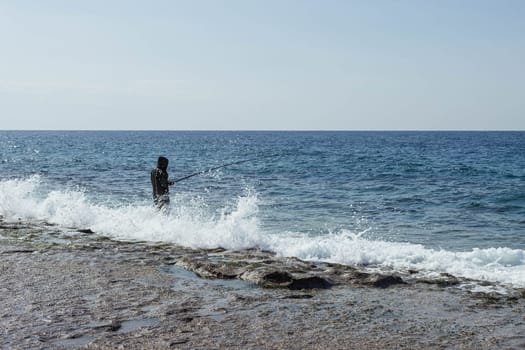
[[1, 131, 524, 287]]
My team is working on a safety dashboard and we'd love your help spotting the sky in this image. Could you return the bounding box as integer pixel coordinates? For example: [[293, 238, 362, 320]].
[[0, 0, 524, 130]]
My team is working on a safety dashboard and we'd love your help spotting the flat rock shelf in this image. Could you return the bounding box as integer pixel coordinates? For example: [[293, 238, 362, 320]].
[[1, 222, 525, 349]]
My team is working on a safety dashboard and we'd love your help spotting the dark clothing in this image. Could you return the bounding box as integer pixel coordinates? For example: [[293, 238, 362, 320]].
[[151, 156, 171, 209]]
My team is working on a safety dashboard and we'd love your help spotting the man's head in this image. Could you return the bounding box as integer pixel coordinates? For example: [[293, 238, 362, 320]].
[[157, 156, 169, 171]]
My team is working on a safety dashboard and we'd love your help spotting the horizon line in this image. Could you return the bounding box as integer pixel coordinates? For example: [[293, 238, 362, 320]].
[[0, 129, 524, 132]]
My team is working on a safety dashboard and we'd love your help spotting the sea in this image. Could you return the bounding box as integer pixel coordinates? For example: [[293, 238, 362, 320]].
[[1, 131, 524, 289]]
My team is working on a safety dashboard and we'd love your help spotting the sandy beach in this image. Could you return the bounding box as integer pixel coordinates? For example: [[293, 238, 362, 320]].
[[0, 222, 524, 349]]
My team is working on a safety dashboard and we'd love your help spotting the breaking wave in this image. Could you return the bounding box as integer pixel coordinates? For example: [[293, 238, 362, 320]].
[[1, 176, 524, 288]]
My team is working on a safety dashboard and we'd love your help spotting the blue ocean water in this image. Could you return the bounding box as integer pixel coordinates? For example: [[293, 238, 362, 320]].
[[1, 131, 524, 287]]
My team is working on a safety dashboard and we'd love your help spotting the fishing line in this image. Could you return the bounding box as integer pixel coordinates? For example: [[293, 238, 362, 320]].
[[173, 154, 279, 183]]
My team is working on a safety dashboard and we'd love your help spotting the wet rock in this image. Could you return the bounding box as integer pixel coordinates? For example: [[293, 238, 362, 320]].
[[62, 332, 84, 339], [170, 338, 189, 346], [110, 319, 122, 332], [262, 271, 294, 284], [178, 256, 243, 279], [240, 270, 290, 288], [1, 236, 524, 349], [469, 292, 521, 309], [359, 274, 406, 288], [289, 276, 332, 290], [346, 271, 372, 280], [419, 276, 461, 287], [240, 270, 332, 290], [282, 294, 314, 299], [91, 320, 122, 332], [78, 229, 95, 234], [1, 249, 35, 254], [180, 316, 194, 323]]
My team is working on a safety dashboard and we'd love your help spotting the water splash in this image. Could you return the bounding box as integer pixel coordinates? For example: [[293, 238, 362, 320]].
[[1, 176, 524, 288]]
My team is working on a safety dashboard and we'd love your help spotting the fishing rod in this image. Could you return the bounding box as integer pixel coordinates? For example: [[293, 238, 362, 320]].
[[172, 154, 278, 183]]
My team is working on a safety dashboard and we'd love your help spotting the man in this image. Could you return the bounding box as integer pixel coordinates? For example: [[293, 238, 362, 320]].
[[151, 156, 175, 210]]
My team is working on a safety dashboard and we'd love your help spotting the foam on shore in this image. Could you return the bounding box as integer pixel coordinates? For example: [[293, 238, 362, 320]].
[[2, 176, 524, 288]]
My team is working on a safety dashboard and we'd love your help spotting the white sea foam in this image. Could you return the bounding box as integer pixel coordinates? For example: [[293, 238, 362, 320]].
[[1, 176, 525, 288], [0, 176, 263, 250], [267, 231, 525, 288]]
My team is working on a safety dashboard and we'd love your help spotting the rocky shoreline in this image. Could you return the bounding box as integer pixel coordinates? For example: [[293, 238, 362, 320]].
[[1, 222, 525, 349]]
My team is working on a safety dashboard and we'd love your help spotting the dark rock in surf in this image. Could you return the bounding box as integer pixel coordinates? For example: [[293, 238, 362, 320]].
[[78, 229, 95, 234], [240, 270, 292, 288], [240, 270, 332, 290], [359, 274, 406, 288], [262, 271, 294, 284], [178, 256, 243, 280], [419, 276, 461, 287], [289, 276, 332, 290]]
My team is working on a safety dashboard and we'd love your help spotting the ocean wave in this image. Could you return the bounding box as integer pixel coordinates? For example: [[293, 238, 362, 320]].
[[1, 176, 524, 288], [268, 231, 525, 288]]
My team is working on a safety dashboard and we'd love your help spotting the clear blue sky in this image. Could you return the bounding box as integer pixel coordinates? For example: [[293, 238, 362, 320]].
[[1, 0, 524, 130]]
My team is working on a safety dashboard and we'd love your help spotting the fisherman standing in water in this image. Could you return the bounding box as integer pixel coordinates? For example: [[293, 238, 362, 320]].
[[151, 156, 175, 211]]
